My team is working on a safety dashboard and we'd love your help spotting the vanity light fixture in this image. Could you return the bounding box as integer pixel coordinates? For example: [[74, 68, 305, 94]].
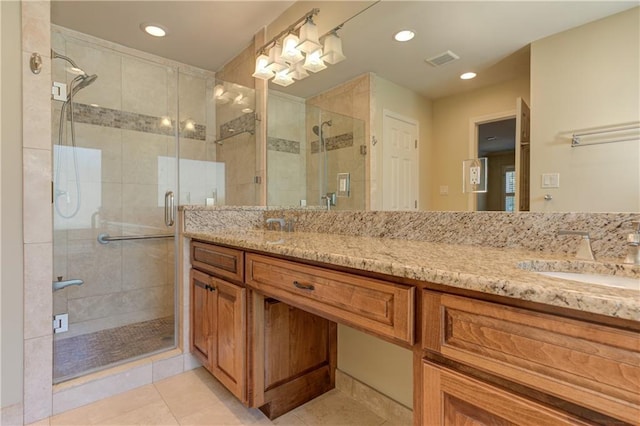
[[460, 72, 477, 80], [252, 8, 346, 86], [322, 30, 346, 65], [141, 23, 167, 37], [394, 29, 415, 42]]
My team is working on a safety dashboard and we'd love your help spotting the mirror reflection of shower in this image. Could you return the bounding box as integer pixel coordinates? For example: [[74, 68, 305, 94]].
[[312, 120, 332, 203], [52, 50, 98, 218]]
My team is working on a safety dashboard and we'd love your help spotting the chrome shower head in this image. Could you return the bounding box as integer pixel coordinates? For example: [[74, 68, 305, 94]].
[[312, 120, 332, 136], [68, 73, 98, 100]]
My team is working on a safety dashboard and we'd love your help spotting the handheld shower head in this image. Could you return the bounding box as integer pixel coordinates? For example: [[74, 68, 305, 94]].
[[68, 73, 98, 100]]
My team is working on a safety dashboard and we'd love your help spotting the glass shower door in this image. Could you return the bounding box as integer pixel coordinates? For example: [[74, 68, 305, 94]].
[[52, 31, 178, 382]]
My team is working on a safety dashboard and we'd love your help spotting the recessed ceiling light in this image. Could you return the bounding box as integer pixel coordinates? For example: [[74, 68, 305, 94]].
[[394, 30, 415, 42], [141, 23, 167, 37], [460, 72, 477, 80], [242, 108, 254, 114]]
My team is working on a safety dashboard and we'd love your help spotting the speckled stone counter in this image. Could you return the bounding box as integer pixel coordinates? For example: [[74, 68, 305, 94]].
[[184, 228, 640, 322]]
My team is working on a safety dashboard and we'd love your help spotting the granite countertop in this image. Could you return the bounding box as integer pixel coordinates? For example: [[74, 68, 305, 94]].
[[184, 229, 640, 322]]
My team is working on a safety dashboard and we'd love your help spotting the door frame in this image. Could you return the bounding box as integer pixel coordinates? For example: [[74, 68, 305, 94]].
[[467, 110, 516, 211], [382, 109, 420, 210]]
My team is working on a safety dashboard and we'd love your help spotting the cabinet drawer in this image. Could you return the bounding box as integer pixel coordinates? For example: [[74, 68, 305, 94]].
[[246, 253, 414, 344], [423, 291, 640, 424], [423, 360, 592, 426], [191, 241, 244, 283]]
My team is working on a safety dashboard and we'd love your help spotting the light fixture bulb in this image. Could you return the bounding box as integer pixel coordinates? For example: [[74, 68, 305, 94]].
[[288, 62, 309, 81], [296, 18, 321, 53], [460, 72, 477, 80], [302, 49, 327, 73], [160, 116, 172, 127], [213, 84, 225, 98], [266, 44, 288, 73], [281, 33, 304, 64], [394, 30, 415, 42], [242, 108, 254, 114], [322, 32, 346, 65], [272, 69, 295, 87], [184, 119, 195, 131], [252, 53, 274, 80], [141, 23, 167, 37]]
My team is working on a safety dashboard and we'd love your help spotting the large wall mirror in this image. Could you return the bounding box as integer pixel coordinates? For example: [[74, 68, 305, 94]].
[[266, 1, 639, 213]]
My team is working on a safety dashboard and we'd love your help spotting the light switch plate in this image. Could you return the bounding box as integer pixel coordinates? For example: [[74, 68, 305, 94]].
[[541, 173, 560, 188]]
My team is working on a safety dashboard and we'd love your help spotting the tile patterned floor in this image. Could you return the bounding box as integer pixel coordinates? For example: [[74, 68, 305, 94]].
[[54, 317, 175, 382], [35, 368, 405, 426]]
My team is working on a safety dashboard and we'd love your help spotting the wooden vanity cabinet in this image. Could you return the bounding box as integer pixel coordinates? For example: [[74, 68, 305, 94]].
[[422, 290, 640, 425], [252, 296, 337, 420], [190, 241, 337, 417], [190, 268, 246, 402]]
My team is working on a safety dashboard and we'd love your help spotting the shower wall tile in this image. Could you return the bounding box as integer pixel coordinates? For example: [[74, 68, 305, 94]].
[[180, 138, 207, 161], [60, 307, 174, 340], [122, 183, 168, 230], [310, 132, 354, 154], [100, 182, 124, 228], [122, 57, 169, 118], [67, 285, 174, 323], [179, 72, 207, 125], [23, 148, 53, 244], [73, 122, 123, 184], [122, 130, 169, 185], [24, 335, 53, 424], [123, 240, 171, 290], [24, 243, 53, 339], [66, 40, 123, 111], [23, 52, 52, 150], [52, 361, 153, 415], [21, 1, 50, 55], [151, 353, 185, 382], [65, 238, 122, 299], [53, 290, 68, 317], [267, 137, 301, 154]]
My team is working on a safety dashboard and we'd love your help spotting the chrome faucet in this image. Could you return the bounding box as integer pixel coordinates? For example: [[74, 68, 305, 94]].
[[558, 230, 595, 261], [265, 218, 285, 231], [321, 192, 336, 210], [624, 221, 640, 265]]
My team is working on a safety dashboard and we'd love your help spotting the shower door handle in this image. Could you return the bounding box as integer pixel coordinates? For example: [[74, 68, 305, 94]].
[[164, 190, 175, 227]]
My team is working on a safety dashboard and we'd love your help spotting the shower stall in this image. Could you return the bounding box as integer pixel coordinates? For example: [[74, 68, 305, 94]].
[[267, 92, 366, 209], [51, 27, 257, 382]]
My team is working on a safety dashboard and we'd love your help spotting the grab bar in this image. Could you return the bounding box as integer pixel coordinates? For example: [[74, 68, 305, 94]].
[[97, 233, 174, 244]]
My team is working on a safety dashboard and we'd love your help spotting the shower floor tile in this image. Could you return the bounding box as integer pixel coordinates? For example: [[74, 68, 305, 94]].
[[53, 316, 174, 382]]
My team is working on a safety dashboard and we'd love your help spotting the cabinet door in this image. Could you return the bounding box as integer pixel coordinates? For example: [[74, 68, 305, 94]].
[[190, 269, 213, 368], [422, 361, 591, 426], [211, 277, 246, 402]]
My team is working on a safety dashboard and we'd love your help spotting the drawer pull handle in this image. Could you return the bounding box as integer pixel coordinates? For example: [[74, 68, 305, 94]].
[[293, 280, 315, 291], [205, 284, 216, 292]]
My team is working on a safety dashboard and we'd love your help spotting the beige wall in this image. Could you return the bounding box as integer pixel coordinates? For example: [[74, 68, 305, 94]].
[[431, 76, 530, 211], [1, 0, 25, 411], [530, 7, 639, 212], [371, 75, 433, 211]]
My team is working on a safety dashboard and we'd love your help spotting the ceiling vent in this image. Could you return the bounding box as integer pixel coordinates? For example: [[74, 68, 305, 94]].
[[425, 50, 460, 67]]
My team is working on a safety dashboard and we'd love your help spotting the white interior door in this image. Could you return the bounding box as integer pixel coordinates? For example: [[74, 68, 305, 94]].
[[382, 111, 419, 211]]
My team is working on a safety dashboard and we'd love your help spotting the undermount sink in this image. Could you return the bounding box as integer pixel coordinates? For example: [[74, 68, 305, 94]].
[[535, 271, 639, 290], [517, 260, 639, 290]]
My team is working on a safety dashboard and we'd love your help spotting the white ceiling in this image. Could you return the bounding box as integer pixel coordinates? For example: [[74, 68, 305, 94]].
[[51, 1, 638, 100]]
